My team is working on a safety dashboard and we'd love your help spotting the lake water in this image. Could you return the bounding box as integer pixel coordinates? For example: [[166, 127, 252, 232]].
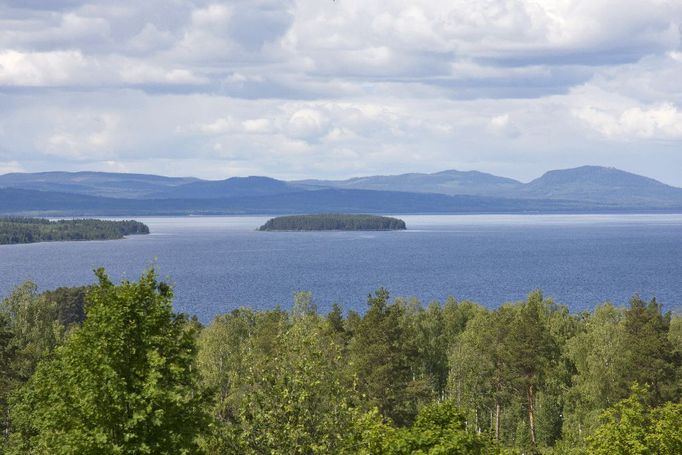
[[1, 214, 681, 322]]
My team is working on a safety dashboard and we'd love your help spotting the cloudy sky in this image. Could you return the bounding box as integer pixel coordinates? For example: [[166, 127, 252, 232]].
[[1, 0, 681, 184]]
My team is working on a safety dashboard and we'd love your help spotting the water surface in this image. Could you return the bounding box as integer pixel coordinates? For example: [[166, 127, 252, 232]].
[[1, 214, 681, 321]]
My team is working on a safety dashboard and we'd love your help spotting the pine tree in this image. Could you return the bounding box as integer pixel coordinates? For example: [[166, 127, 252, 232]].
[[622, 296, 679, 404], [348, 289, 417, 425]]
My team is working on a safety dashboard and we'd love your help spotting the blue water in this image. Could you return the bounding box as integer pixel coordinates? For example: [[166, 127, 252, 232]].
[[1, 214, 681, 322]]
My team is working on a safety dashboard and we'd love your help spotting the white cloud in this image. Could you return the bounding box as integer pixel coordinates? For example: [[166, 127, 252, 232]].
[[242, 118, 274, 134], [0, 50, 90, 86], [191, 4, 232, 28], [41, 113, 121, 159], [0, 50, 207, 87], [286, 108, 330, 140], [118, 61, 207, 85], [490, 114, 510, 129], [282, 0, 682, 77], [2, 0, 679, 93], [575, 103, 682, 139], [189, 117, 235, 135], [0, 11, 111, 50], [127, 23, 175, 54], [0, 0, 681, 185], [489, 113, 520, 138]]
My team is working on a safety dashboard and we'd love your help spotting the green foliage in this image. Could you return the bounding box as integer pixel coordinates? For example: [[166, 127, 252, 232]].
[[442, 298, 484, 342], [0, 312, 17, 446], [587, 384, 682, 454], [622, 296, 679, 404], [0, 277, 680, 454], [233, 317, 360, 454], [507, 291, 560, 447], [41, 286, 89, 327], [196, 308, 258, 427], [348, 402, 502, 455], [7, 269, 207, 454], [0, 282, 90, 445], [387, 400, 500, 454], [258, 214, 407, 231], [411, 301, 450, 399], [349, 289, 421, 426], [449, 307, 516, 441], [563, 304, 629, 444], [325, 303, 346, 337], [198, 305, 362, 454], [449, 291, 562, 449], [0, 217, 149, 245], [347, 408, 397, 455], [0, 282, 65, 382], [292, 291, 317, 320]]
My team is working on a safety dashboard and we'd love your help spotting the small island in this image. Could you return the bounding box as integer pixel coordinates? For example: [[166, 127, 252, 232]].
[[258, 214, 407, 231], [0, 217, 150, 245]]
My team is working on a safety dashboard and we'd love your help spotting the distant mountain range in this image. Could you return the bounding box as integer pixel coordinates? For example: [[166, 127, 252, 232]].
[[510, 166, 682, 206], [0, 171, 198, 199], [295, 170, 521, 197], [297, 166, 682, 207], [1, 166, 681, 216]]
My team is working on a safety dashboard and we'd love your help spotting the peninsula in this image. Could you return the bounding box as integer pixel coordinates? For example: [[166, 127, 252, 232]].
[[258, 214, 407, 231], [0, 218, 150, 245]]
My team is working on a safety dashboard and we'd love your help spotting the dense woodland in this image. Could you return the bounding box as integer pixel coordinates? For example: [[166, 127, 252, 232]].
[[0, 272, 680, 454], [0, 217, 149, 244], [258, 214, 407, 231]]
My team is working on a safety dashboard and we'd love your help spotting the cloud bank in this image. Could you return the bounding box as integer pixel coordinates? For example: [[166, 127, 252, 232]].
[[0, 0, 681, 184]]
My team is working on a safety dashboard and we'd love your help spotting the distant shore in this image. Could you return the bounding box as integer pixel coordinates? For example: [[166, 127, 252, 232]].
[[0, 218, 150, 245]]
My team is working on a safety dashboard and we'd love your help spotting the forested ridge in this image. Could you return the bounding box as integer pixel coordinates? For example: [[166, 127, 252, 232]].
[[0, 217, 149, 244], [0, 272, 680, 454], [259, 214, 407, 231]]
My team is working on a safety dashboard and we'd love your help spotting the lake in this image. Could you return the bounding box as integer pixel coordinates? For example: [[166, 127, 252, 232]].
[[1, 214, 681, 322]]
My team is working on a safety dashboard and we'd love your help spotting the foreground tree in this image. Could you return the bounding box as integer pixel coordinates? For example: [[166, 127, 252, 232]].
[[8, 269, 207, 455], [563, 304, 629, 445], [197, 308, 258, 432], [449, 307, 516, 442], [0, 312, 16, 445], [224, 315, 361, 454], [348, 289, 419, 426], [588, 385, 682, 454], [507, 291, 559, 448], [0, 282, 65, 383], [359, 400, 500, 455], [622, 296, 679, 404]]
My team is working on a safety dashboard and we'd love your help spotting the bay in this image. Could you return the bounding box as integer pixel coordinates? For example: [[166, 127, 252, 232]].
[[1, 214, 681, 322]]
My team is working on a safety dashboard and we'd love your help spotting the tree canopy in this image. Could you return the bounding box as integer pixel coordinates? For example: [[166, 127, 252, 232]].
[[0, 275, 679, 454], [0, 217, 149, 245], [7, 269, 207, 454], [258, 214, 406, 231]]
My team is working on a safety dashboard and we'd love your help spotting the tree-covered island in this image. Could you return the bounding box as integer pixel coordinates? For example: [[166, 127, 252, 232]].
[[258, 213, 407, 231], [0, 217, 149, 245]]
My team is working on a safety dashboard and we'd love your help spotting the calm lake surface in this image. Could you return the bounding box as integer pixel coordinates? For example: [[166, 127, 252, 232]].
[[1, 214, 681, 322]]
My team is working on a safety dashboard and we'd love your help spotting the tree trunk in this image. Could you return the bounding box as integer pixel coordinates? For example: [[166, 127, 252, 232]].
[[495, 399, 501, 441], [527, 383, 537, 446]]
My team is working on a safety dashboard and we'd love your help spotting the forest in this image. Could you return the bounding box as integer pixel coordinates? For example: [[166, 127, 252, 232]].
[[0, 271, 680, 454], [0, 217, 149, 244], [259, 214, 407, 231]]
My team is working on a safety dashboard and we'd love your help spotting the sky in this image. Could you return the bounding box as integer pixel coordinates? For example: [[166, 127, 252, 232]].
[[0, 0, 681, 184]]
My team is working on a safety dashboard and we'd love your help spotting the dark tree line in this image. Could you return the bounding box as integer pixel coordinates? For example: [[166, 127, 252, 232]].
[[258, 214, 406, 231], [0, 217, 149, 245], [0, 272, 680, 454]]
